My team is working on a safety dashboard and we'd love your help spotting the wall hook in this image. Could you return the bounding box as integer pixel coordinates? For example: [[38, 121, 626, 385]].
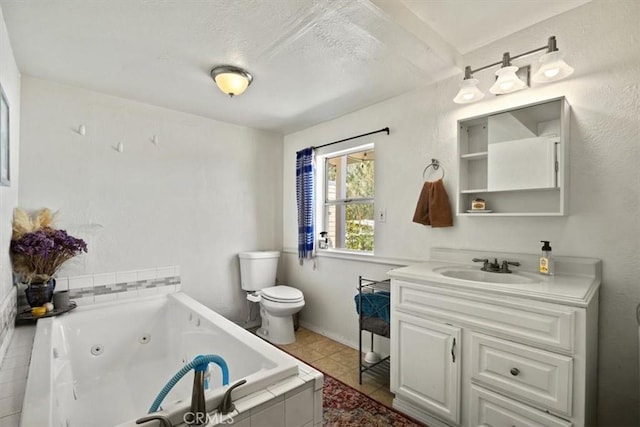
[[78, 124, 86, 136], [151, 135, 159, 145], [116, 142, 124, 153]]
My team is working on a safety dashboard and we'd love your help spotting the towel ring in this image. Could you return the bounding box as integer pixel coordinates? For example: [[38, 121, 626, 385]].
[[422, 159, 445, 180]]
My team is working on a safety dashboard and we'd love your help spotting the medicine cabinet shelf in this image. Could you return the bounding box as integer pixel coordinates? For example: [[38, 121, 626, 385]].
[[457, 97, 569, 216], [461, 189, 488, 194], [460, 152, 488, 160], [461, 187, 562, 194], [460, 212, 564, 217]]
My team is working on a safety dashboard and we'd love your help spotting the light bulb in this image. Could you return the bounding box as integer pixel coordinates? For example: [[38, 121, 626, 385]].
[[533, 51, 574, 83], [500, 81, 514, 91], [544, 68, 560, 78], [215, 73, 250, 97], [489, 66, 527, 95], [453, 78, 485, 104]]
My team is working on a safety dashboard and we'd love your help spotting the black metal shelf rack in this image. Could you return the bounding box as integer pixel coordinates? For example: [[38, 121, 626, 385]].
[[357, 276, 391, 385]]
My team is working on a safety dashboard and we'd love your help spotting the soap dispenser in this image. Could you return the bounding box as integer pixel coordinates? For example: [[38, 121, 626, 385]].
[[319, 231, 329, 250], [539, 241, 554, 275]]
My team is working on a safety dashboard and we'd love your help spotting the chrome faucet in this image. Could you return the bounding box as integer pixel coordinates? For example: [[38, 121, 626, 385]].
[[473, 258, 520, 273]]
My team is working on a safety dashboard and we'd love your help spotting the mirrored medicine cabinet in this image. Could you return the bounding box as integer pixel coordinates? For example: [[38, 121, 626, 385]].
[[457, 97, 569, 216]]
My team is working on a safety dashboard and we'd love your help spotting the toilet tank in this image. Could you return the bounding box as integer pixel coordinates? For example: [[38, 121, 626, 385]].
[[239, 251, 280, 291]]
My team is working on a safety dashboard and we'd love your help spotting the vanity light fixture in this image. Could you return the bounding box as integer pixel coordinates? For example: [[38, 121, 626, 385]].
[[532, 36, 574, 83], [210, 65, 253, 97], [489, 53, 527, 95], [453, 36, 573, 104], [453, 66, 485, 104]]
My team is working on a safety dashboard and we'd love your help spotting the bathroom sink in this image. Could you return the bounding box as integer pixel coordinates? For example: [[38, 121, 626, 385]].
[[433, 267, 538, 285]]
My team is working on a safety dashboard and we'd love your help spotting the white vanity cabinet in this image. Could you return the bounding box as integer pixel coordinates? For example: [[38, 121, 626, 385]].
[[389, 253, 600, 427], [392, 312, 461, 424]]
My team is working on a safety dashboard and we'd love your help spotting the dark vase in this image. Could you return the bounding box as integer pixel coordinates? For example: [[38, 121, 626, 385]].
[[24, 279, 56, 308]]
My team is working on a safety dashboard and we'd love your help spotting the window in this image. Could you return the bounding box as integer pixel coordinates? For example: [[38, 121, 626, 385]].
[[320, 144, 375, 252]]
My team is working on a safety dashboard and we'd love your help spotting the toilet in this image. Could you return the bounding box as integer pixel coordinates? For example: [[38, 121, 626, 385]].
[[239, 251, 305, 345]]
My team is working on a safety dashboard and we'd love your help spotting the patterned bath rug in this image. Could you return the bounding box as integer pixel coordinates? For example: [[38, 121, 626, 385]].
[[322, 375, 425, 426]]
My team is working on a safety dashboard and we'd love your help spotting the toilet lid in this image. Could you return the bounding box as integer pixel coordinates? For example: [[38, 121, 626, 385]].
[[262, 286, 304, 303]]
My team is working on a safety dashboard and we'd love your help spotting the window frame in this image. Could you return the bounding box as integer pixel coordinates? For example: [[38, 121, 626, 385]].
[[316, 142, 375, 254]]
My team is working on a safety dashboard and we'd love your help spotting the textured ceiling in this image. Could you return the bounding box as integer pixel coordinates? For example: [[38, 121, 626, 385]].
[[398, 0, 591, 54], [0, 0, 589, 133]]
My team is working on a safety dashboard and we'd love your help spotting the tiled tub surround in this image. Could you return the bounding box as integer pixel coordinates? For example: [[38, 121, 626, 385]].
[[21, 292, 323, 427], [62, 266, 182, 305], [16, 266, 182, 308], [0, 325, 35, 427], [0, 288, 18, 362]]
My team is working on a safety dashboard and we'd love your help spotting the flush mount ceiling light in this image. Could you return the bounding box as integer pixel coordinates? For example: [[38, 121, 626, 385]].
[[210, 65, 253, 97], [453, 36, 573, 104]]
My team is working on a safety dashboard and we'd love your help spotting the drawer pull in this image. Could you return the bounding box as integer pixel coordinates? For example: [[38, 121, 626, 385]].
[[510, 368, 520, 376], [451, 338, 456, 363]]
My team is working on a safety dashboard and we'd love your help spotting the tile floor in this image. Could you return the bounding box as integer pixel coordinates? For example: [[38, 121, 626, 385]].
[[274, 327, 395, 408]]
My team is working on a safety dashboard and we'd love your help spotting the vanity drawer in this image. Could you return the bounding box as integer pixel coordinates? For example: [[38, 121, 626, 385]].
[[470, 385, 572, 427], [394, 281, 575, 352], [471, 333, 573, 416]]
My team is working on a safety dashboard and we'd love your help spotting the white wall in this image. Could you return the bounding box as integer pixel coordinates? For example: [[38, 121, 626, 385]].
[[281, 1, 640, 425], [0, 5, 21, 356], [18, 77, 283, 320]]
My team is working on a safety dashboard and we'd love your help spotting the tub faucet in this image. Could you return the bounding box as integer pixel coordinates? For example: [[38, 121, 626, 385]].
[[187, 355, 235, 426], [189, 368, 207, 426], [136, 414, 172, 427], [149, 354, 229, 426], [218, 379, 247, 415]]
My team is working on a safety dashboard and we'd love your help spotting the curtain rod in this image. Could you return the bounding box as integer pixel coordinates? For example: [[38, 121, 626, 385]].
[[312, 127, 390, 150]]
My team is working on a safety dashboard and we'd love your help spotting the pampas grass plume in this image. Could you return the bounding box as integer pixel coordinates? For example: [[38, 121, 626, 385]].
[[12, 208, 33, 238], [12, 208, 57, 239], [35, 208, 55, 229]]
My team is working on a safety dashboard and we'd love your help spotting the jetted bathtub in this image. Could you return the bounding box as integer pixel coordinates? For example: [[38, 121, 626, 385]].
[[21, 292, 304, 427]]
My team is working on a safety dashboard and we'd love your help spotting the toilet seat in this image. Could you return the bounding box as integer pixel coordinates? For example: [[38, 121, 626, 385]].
[[261, 286, 304, 303]]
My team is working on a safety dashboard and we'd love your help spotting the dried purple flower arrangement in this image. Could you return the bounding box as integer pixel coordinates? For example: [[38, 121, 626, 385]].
[[10, 208, 88, 284]]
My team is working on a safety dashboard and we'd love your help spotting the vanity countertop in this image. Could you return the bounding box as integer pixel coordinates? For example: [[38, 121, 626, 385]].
[[388, 248, 601, 308]]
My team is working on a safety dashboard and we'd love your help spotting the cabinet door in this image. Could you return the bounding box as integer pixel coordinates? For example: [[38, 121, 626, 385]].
[[391, 312, 461, 424]]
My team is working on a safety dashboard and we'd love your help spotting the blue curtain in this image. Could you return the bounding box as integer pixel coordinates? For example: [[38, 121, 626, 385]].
[[296, 147, 315, 261]]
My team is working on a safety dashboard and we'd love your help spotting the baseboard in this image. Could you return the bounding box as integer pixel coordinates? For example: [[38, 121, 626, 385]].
[[299, 320, 359, 350], [234, 319, 261, 330]]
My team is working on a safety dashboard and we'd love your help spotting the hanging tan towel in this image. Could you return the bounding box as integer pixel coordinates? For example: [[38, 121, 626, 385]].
[[412, 179, 453, 227], [412, 182, 431, 225], [428, 179, 453, 227]]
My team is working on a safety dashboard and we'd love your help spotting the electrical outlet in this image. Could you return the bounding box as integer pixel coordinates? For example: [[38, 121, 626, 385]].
[[378, 209, 387, 223]]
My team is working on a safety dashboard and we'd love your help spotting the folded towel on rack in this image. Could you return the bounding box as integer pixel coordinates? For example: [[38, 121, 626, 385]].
[[354, 292, 390, 323], [412, 179, 453, 227]]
